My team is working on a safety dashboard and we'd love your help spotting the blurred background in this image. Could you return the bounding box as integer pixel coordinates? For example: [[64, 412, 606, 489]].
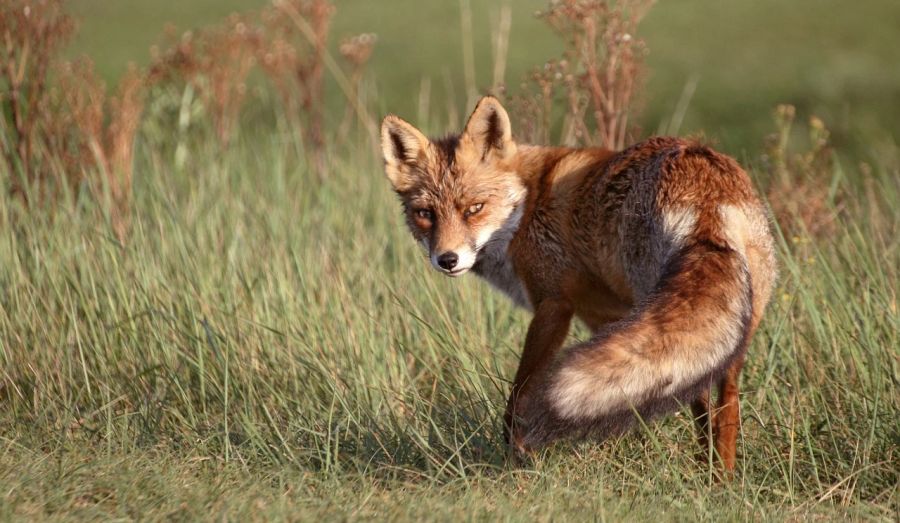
[[68, 0, 899, 156]]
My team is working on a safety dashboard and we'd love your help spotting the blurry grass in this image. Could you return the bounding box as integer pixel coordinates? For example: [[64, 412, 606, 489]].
[[1, 115, 898, 519], [68, 0, 900, 155]]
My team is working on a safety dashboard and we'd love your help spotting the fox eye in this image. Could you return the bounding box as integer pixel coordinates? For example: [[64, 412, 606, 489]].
[[464, 202, 484, 218], [415, 208, 434, 221]]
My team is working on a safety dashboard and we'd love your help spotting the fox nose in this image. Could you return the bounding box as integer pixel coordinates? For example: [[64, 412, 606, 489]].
[[437, 252, 459, 271]]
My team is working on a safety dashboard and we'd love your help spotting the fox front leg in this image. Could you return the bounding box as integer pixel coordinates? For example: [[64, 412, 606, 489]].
[[504, 298, 574, 452]]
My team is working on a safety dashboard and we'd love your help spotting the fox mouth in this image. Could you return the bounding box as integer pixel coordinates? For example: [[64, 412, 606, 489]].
[[443, 267, 470, 277]]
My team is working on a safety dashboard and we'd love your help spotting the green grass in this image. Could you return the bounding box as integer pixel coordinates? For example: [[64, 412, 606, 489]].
[[1, 113, 898, 519]]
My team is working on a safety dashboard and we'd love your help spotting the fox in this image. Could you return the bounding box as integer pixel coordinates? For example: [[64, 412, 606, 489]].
[[380, 96, 777, 473]]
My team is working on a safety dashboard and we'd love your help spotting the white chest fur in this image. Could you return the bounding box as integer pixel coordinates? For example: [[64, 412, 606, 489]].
[[472, 205, 531, 309]]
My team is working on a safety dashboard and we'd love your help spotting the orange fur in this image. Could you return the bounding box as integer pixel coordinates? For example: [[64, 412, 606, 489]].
[[381, 97, 777, 474]]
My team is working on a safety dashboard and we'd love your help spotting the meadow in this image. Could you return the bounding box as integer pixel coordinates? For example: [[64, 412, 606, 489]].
[[1, 0, 898, 520]]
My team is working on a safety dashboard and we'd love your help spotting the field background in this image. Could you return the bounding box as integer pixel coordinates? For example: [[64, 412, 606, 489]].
[[68, 0, 900, 156], [2, 0, 898, 520]]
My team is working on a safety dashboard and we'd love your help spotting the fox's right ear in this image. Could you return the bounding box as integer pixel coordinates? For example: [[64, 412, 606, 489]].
[[381, 115, 430, 191]]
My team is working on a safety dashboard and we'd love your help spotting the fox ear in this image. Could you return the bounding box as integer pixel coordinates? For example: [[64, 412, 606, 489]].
[[462, 96, 516, 161], [381, 115, 430, 191]]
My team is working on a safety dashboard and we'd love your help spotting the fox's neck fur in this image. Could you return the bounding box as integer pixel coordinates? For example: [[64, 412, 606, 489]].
[[472, 199, 529, 308], [471, 144, 615, 310], [514, 144, 616, 183]]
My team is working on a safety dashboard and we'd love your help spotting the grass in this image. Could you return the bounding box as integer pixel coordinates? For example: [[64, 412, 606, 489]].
[[1, 112, 898, 519], [67, 0, 900, 156], [2, 0, 899, 519]]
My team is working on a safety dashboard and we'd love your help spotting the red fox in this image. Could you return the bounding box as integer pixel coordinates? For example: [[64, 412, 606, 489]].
[[380, 96, 777, 473]]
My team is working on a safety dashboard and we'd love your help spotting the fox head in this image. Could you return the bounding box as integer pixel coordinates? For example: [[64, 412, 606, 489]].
[[381, 97, 525, 277]]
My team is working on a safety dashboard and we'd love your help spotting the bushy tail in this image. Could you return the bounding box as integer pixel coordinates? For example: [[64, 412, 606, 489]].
[[519, 238, 753, 448]]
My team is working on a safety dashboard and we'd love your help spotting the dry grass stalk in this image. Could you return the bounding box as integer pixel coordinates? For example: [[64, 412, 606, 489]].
[[512, 0, 652, 149], [47, 58, 105, 186], [763, 104, 840, 240], [53, 59, 145, 242], [490, 3, 513, 92], [103, 65, 145, 241], [148, 15, 261, 147], [260, 0, 334, 162], [0, 0, 143, 238], [0, 0, 75, 201], [337, 33, 377, 143]]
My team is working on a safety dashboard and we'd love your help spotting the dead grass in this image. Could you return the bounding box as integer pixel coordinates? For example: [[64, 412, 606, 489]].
[[1, 0, 144, 240], [512, 0, 652, 148], [148, 15, 262, 149], [0, 0, 75, 200], [2, 0, 378, 237], [762, 104, 842, 240], [259, 0, 333, 162]]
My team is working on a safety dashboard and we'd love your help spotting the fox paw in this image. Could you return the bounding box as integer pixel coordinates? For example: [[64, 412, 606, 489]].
[[509, 427, 532, 456], [507, 411, 535, 456]]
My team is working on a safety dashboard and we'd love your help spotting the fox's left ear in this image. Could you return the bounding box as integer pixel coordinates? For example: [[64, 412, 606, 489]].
[[462, 96, 517, 161]]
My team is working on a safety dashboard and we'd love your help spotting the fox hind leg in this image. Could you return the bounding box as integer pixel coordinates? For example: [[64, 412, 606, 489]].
[[691, 389, 713, 463], [690, 357, 744, 476], [714, 354, 746, 475], [715, 258, 769, 476]]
